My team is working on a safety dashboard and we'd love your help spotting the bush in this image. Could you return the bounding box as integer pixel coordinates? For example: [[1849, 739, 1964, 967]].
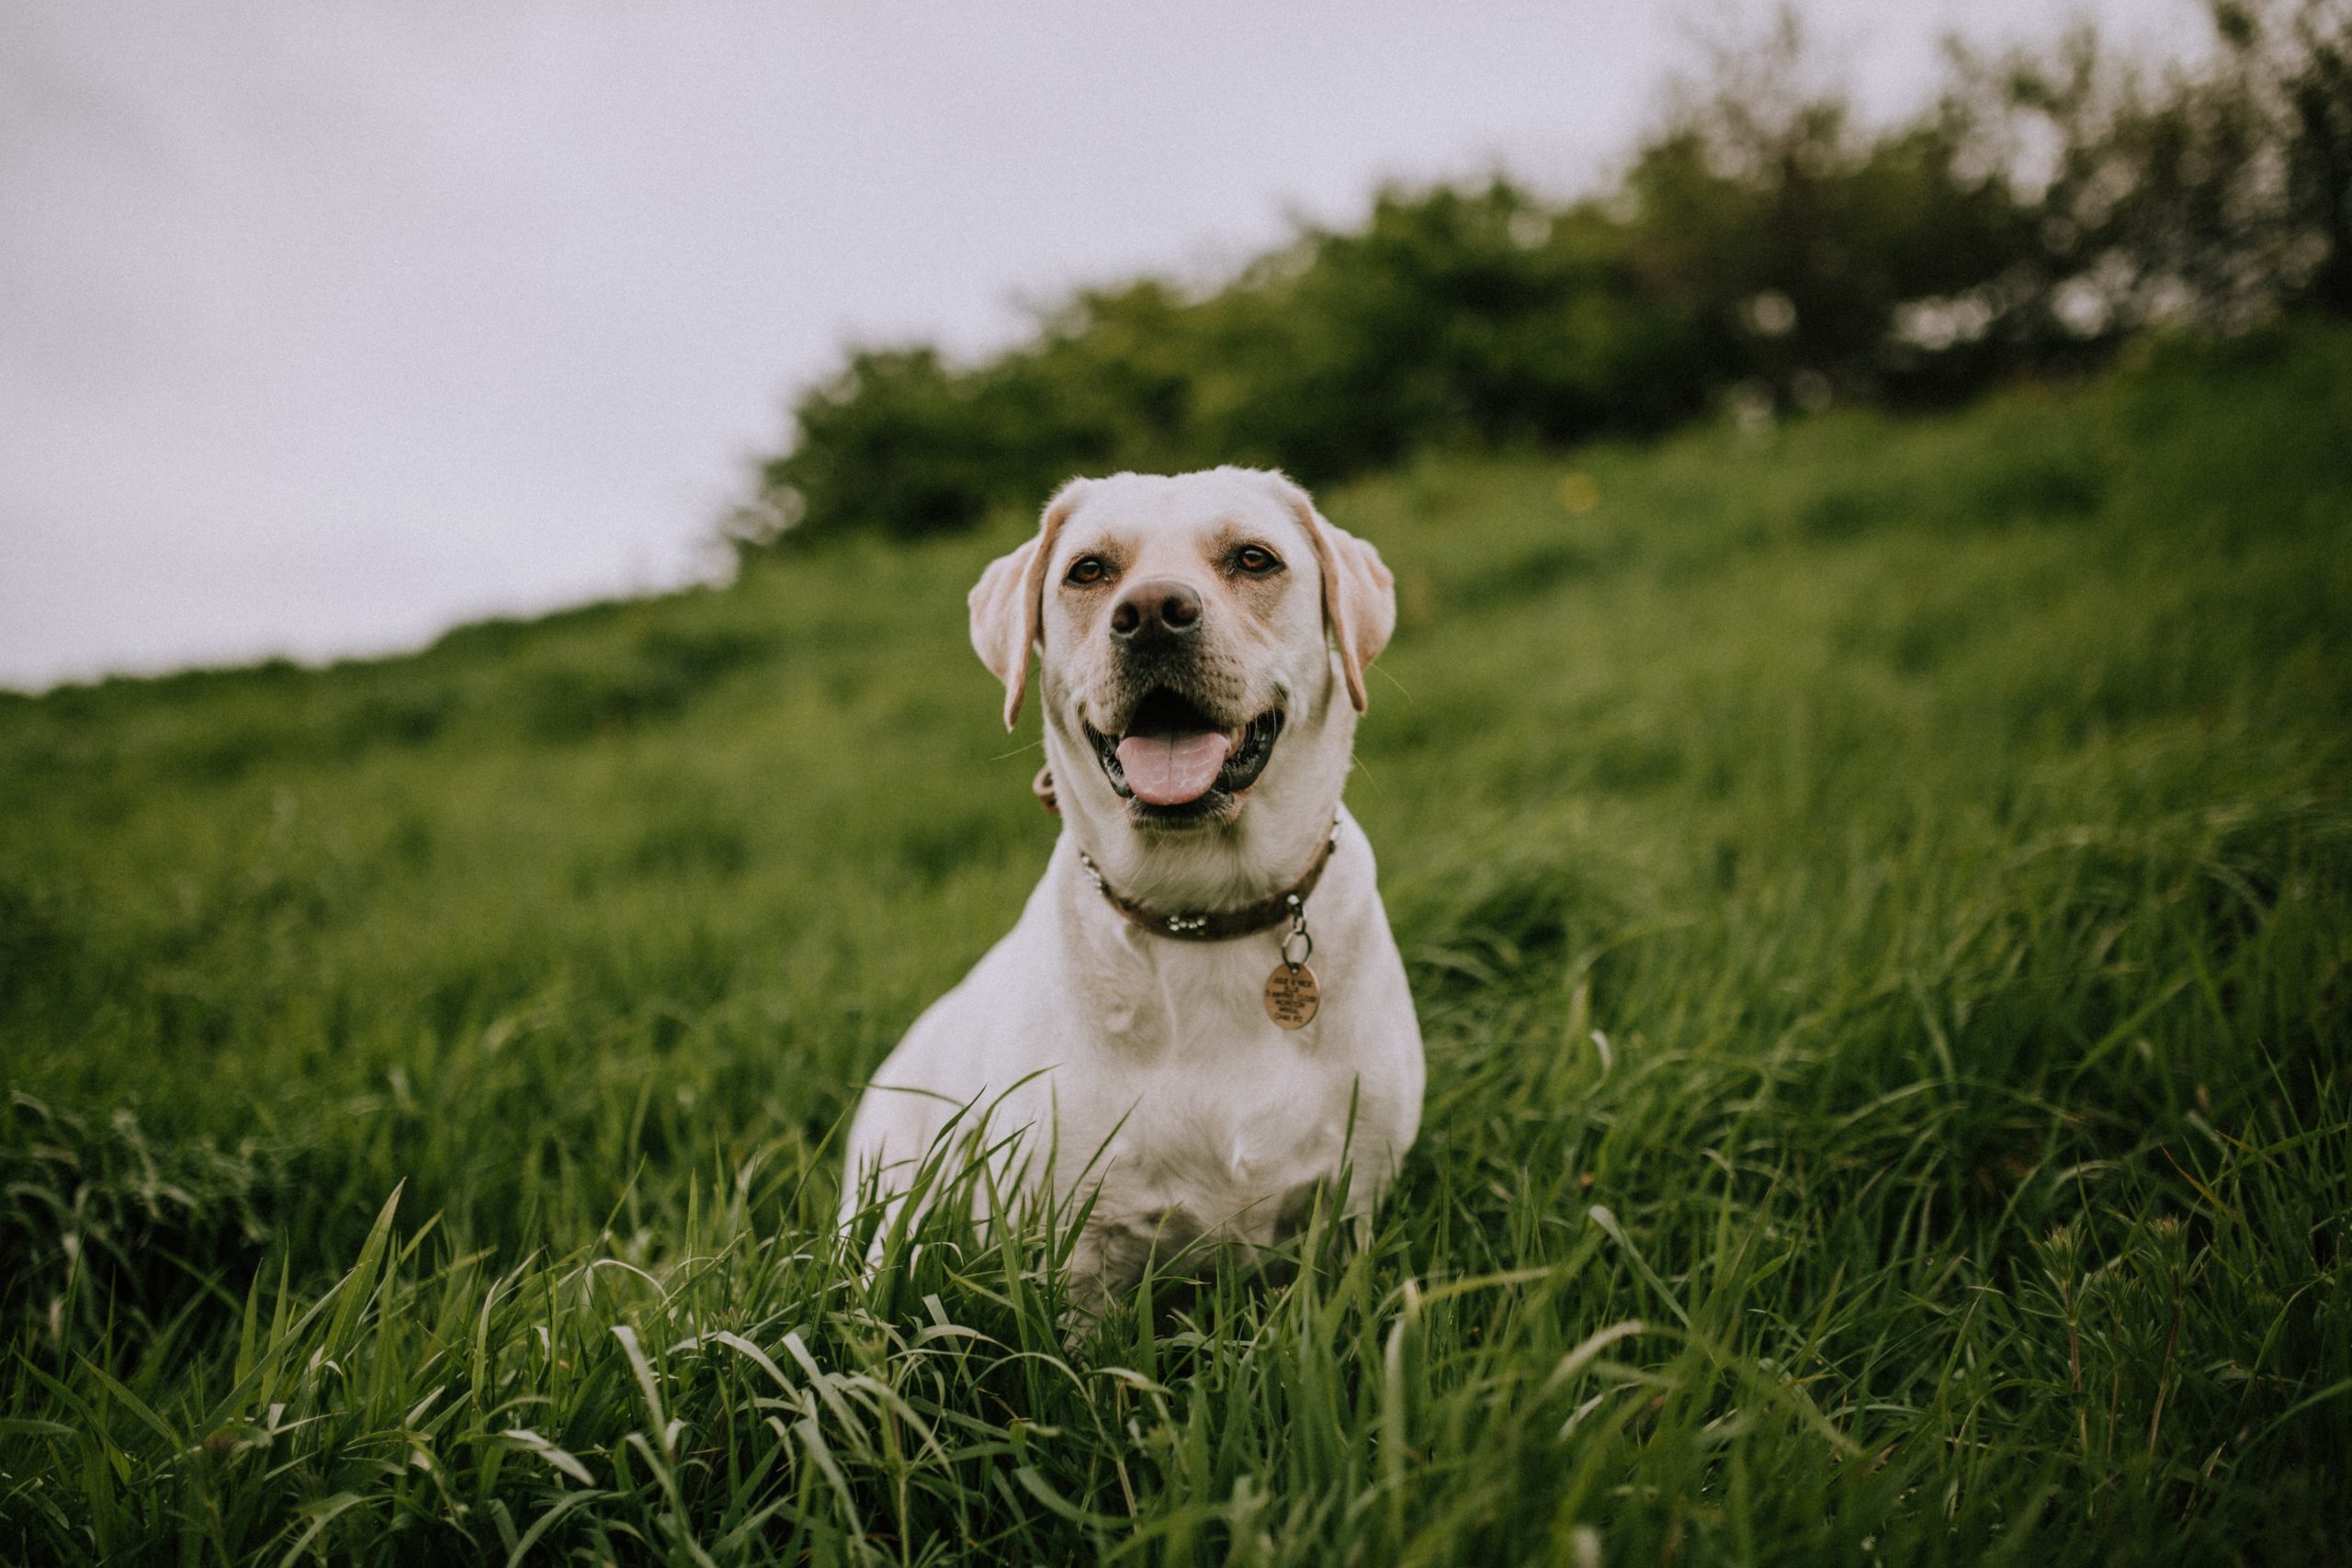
[[741, 1, 2351, 548]]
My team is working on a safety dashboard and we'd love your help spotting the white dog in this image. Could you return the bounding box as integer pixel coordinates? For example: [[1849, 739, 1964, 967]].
[[842, 467, 1424, 1303]]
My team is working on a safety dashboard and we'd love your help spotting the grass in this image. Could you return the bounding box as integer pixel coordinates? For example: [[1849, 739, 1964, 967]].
[[1, 323, 2347, 1564]]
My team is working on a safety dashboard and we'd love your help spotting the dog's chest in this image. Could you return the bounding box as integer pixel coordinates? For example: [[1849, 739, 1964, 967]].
[[1079, 952, 1369, 1240], [1111, 1064, 1356, 1244]]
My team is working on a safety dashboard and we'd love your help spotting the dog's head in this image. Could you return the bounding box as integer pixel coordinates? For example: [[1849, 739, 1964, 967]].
[[970, 468, 1395, 857]]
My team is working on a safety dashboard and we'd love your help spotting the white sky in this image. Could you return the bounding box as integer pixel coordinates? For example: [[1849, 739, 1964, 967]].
[[2, 0, 2188, 689]]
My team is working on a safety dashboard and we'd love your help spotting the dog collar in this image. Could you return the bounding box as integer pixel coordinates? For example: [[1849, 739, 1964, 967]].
[[1075, 818, 1342, 942]]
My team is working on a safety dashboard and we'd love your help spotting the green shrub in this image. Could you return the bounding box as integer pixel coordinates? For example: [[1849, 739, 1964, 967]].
[[747, 2, 2352, 547]]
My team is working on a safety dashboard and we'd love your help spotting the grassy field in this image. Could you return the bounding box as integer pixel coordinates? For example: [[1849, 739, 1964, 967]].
[[3, 326, 2347, 1564]]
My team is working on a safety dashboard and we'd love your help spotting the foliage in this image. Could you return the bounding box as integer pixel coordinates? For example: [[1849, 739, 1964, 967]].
[[2, 329, 2349, 1562], [743, 1, 2352, 547]]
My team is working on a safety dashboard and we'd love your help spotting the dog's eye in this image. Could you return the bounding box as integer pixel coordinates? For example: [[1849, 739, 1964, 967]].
[[1065, 556, 1109, 586], [1233, 546, 1283, 576]]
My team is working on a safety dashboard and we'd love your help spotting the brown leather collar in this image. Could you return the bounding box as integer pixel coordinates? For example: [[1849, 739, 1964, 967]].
[[1076, 818, 1341, 942]]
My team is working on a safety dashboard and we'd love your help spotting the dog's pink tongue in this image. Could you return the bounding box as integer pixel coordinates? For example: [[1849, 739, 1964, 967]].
[[1116, 730, 1233, 806]]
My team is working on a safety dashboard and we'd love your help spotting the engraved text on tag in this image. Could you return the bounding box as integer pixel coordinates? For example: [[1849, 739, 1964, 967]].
[[1263, 962, 1320, 1029]]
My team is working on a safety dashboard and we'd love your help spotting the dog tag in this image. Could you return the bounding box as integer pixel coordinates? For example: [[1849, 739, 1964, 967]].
[[1263, 962, 1320, 1029]]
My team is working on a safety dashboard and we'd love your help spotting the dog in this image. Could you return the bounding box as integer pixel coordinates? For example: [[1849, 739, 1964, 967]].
[[841, 467, 1424, 1306]]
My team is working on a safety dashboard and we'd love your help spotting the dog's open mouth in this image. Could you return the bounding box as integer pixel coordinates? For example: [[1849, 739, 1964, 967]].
[[1083, 689, 1283, 818]]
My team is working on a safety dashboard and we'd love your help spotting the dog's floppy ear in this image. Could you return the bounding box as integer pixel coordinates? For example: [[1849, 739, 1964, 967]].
[[1265, 472, 1396, 713], [969, 479, 1089, 729]]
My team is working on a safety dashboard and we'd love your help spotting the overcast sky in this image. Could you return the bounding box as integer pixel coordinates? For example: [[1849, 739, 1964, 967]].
[[2, 0, 2187, 689]]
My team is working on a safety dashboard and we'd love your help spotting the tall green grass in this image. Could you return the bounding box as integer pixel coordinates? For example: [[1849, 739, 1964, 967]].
[[2, 326, 2347, 1563]]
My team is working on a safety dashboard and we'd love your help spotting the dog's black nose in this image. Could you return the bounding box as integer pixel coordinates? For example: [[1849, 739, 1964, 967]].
[[1109, 578, 1203, 643]]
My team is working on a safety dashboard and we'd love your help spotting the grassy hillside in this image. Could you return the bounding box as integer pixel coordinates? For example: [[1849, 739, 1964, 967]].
[[2, 327, 2347, 1564]]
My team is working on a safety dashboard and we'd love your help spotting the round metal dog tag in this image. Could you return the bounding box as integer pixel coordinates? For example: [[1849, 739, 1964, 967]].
[[1263, 962, 1320, 1029]]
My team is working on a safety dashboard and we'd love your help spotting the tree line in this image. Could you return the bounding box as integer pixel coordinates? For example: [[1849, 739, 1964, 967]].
[[735, 1, 2350, 548]]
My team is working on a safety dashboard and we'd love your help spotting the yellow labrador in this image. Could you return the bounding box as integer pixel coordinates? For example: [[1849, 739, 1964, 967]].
[[842, 468, 1424, 1303]]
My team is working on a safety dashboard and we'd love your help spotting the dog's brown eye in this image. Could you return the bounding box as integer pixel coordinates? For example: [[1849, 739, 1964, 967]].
[[1066, 556, 1108, 586], [1233, 546, 1282, 576]]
